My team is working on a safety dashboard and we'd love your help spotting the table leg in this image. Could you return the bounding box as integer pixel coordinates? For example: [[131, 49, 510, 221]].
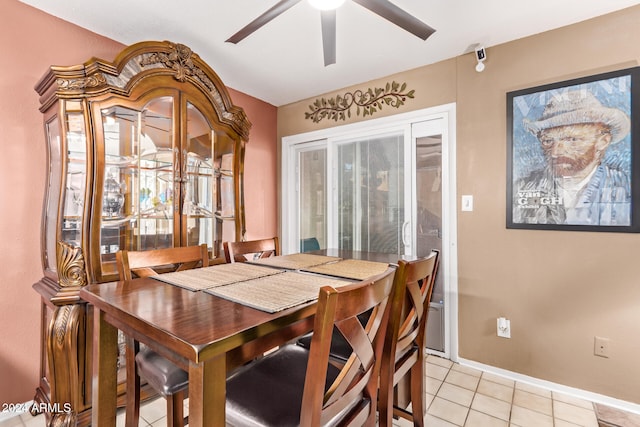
[[91, 308, 118, 427], [188, 354, 226, 427]]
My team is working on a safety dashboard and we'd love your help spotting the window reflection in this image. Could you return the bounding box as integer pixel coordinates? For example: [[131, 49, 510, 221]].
[[338, 134, 405, 253]]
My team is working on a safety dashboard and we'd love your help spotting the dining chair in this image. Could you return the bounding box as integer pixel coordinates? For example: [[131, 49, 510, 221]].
[[115, 243, 209, 427], [300, 237, 320, 252], [224, 266, 399, 427], [378, 250, 440, 427], [223, 236, 279, 263]]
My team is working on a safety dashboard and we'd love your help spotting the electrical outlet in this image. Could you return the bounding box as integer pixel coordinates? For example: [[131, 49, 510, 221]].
[[594, 336, 610, 358], [497, 317, 510, 338]]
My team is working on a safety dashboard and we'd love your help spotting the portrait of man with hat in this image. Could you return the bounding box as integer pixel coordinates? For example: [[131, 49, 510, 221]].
[[511, 82, 632, 227]]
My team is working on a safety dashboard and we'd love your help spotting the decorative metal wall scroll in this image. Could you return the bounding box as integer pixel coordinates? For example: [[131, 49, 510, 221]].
[[305, 81, 415, 123]]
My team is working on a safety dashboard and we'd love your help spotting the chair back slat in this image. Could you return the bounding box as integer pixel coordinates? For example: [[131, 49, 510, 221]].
[[116, 244, 209, 280], [395, 251, 439, 353], [223, 237, 279, 263], [300, 237, 321, 252], [299, 266, 398, 427], [378, 249, 440, 427]]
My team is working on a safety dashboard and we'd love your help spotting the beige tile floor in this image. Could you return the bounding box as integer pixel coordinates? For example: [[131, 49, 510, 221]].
[[0, 354, 634, 426], [400, 355, 601, 427]]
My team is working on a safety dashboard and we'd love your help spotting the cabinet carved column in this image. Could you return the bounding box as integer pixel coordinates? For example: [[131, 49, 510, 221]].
[[46, 243, 87, 426]]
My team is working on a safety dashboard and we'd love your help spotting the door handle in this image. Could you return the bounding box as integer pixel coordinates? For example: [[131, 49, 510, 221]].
[[401, 220, 410, 246]]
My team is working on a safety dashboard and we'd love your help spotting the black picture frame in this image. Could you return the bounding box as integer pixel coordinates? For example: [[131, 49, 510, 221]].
[[506, 67, 640, 232]]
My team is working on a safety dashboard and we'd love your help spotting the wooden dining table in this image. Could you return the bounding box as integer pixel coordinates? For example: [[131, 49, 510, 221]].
[[79, 252, 395, 427]]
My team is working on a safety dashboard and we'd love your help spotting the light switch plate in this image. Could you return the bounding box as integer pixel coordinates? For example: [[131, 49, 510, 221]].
[[462, 195, 473, 211]]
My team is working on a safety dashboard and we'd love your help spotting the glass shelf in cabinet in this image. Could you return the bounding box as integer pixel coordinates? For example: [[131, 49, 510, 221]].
[[101, 215, 136, 228], [139, 214, 175, 220], [214, 212, 235, 220], [105, 154, 136, 167], [185, 169, 214, 177]]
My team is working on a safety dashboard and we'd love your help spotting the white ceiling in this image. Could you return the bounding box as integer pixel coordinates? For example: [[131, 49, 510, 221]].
[[20, 0, 640, 106]]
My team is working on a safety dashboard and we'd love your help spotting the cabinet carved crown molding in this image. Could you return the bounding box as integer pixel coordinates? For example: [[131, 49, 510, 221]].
[[38, 40, 251, 141]]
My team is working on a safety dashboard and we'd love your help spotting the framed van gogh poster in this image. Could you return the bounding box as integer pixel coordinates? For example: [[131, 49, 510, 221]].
[[506, 67, 640, 232]]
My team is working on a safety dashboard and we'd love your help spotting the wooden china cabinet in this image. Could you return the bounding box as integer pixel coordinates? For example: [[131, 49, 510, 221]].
[[31, 41, 251, 426]]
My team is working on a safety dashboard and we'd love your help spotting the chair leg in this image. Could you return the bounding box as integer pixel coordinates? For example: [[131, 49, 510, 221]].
[[125, 338, 141, 427], [377, 373, 394, 427], [166, 390, 185, 427], [409, 355, 426, 427]]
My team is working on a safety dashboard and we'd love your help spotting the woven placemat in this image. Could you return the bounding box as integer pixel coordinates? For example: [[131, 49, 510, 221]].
[[152, 263, 284, 291], [302, 259, 390, 280], [247, 253, 341, 270], [206, 271, 351, 313]]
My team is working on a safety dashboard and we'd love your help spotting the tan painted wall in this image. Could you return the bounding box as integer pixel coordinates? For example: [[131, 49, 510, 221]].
[[278, 5, 640, 404], [0, 0, 277, 405], [455, 6, 640, 404]]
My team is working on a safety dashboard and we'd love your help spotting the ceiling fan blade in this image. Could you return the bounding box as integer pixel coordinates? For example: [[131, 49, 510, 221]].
[[226, 0, 303, 44], [352, 0, 436, 40], [321, 10, 337, 66]]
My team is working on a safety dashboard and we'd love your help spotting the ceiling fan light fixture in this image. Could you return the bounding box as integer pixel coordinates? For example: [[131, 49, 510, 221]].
[[308, 0, 346, 11]]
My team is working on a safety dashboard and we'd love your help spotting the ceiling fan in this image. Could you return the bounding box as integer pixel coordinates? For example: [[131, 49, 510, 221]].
[[226, 0, 436, 66]]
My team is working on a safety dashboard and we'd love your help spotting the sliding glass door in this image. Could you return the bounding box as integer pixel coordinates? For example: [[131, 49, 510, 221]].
[[412, 120, 446, 352], [335, 132, 407, 253], [298, 145, 327, 250], [289, 123, 445, 259], [282, 105, 456, 357]]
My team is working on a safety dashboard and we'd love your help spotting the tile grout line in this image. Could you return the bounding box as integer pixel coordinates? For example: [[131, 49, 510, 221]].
[[461, 367, 482, 427], [426, 356, 603, 427]]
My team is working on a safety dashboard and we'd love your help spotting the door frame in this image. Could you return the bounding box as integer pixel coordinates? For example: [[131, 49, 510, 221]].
[[281, 103, 458, 360]]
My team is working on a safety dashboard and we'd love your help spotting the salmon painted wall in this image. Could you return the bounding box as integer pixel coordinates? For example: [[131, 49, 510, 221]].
[[0, 0, 276, 405], [228, 90, 278, 241]]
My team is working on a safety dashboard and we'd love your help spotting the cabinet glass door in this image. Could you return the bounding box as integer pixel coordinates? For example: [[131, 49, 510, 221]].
[[184, 102, 214, 252], [62, 110, 87, 249], [99, 96, 175, 264], [44, 116, 62, 273], [213, 130, 239, 256], [46, 101, 88, 274]]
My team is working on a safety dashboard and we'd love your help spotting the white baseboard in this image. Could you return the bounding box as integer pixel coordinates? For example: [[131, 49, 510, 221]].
[[458, 357, 640, 416]]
